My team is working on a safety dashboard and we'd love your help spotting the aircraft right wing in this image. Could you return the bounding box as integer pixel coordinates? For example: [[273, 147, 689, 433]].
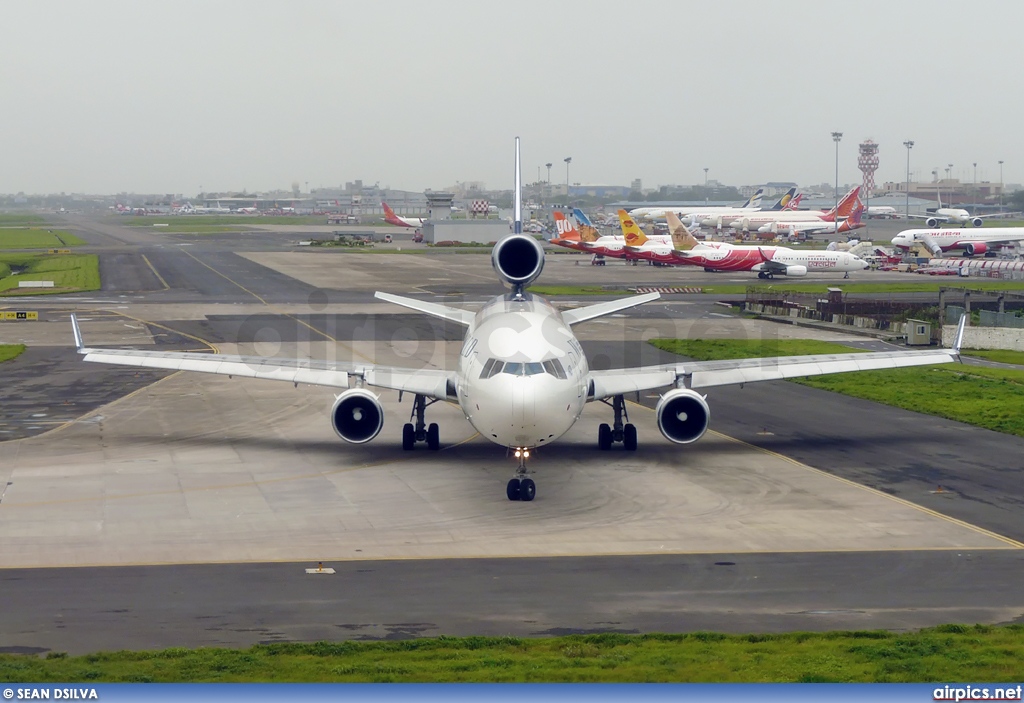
[[72, 315, 455, 400], [587, 315, 966, 400]]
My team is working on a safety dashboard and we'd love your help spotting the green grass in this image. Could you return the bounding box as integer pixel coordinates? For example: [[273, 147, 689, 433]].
[[650, 338, 858, 360], [0, 344, 25, 363], [0, 228, 85, 249], [649, 338, 1024, 437], [962, 348, 1024, 366], [0, 253, 100, 295], [0, 213, 46, 226], [529, 285, 632, 296], [2, 626, 1023, 682]]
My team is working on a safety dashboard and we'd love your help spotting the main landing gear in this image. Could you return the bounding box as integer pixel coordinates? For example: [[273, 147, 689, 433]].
[[402, 394, 440, 451], [757, 271, 775, 279], [506, 448, 536, 502], [597, 394, 638, 451]]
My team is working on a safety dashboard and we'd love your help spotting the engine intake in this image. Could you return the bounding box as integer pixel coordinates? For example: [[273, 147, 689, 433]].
[[925, 217, 940, 228], [331, 389, 384, 444], [964, 241, 988, 256], [970, 217, 984, 228], [492, 235, 545, 288], [656, 388, 710, 444]]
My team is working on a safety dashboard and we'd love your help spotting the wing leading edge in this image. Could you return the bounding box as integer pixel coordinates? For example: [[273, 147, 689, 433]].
[[587, 315, 966, 400], [71, 314, 454, 399]]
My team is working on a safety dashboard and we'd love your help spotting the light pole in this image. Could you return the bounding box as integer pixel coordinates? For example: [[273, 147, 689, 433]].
[[545, 163, 552, 184], [831, 132, 843, 217], [973, 162, 977, 212], [703, 167, 709, 205], [903, 140, 914, 219], [563, 157, 572, 203], [999, 160, 1004, 211]]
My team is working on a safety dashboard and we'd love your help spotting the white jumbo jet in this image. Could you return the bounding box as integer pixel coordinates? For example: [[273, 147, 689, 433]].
[[70, 138, 967, 502], [908, 193, 1019, 228]]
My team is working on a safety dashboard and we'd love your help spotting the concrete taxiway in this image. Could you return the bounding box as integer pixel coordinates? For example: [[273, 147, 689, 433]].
[[1, 215, 1022, 654]]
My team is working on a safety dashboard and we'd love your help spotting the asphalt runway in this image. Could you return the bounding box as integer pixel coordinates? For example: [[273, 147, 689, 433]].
[[2, 215, 1023, 655]]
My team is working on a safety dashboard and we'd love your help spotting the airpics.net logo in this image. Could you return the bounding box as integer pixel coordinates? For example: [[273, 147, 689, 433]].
[[933, 684, 1023, 701]]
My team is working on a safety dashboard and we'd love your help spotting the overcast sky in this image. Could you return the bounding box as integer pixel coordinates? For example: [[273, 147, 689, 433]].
[[3, 0, 1023, 195]]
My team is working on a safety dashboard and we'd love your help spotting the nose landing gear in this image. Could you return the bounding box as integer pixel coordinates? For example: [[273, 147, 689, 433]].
[[506, 447, 536, 502], [597, 394, 638, 451], [402, 394, 440, 450]]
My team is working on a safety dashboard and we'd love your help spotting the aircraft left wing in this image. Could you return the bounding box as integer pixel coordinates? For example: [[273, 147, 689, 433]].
[[561, 291, 661, 326], [71, 315, 455, 400], [587, 315, 966, 400]]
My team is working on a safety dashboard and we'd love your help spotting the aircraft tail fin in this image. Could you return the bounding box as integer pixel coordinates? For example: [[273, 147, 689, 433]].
[[770, 187, 798, 211], [552, 211, 582, 241], [739, 187, 764, 209], [665, 211, 701, 251], [617, 209, 648, 246], [821, 186, 862, 222], [513, 137, 522, 235], [784, 193, 803, 210], [572, 208, 594, 228]]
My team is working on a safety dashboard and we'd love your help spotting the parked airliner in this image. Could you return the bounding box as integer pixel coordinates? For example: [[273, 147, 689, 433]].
[[624, 212, 869, 278], [71, 139, 964, 502], [627, 189, 765, 221], [891, 227, 1024, 256], [382, 202, 425, 228]]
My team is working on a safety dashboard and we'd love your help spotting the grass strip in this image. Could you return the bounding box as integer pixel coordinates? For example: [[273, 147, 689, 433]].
[[0, 214, 46, 226], [649, 338, 1024, 437], [2, 626, 1023, 683], [0, 344, 26, 363], [962, 348, 1024, 366], [0, 253, 100, 295], [0, 228, 85, 249]]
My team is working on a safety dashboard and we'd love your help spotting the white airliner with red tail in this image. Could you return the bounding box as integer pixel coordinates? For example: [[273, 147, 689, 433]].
[[70, 139, 964, 503]]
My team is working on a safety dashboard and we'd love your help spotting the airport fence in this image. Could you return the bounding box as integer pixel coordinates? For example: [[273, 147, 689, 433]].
[[745, 288, 938, 334]]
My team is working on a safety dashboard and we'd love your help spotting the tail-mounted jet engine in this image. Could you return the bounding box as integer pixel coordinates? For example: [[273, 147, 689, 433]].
[[492, 234, 545, 288]]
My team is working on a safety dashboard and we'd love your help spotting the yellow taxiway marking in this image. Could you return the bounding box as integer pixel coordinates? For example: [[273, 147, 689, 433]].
[[140, 254, 170, 290], [180, 248, 374, 363], [0, 309, 219, 444]]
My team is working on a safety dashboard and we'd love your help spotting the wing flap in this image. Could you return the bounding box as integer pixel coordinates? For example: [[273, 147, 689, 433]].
[[81, 348, 352, 388], [684, 349, 955, 389]]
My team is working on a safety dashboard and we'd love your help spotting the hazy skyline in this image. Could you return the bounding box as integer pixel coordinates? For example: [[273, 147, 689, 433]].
[[3, 0, 1023, 195]]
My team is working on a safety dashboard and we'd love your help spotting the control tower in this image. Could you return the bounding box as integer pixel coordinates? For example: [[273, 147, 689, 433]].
[[425, 191, 454, 221], [858, 140, 879, 198]]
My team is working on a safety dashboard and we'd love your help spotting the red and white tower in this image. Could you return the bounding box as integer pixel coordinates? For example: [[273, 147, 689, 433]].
[[858, 139, 879, 198]]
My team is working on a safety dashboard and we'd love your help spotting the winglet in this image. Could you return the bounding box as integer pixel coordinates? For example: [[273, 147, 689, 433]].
[[71, 313, 84, 352], [952, 312, 967, 357]]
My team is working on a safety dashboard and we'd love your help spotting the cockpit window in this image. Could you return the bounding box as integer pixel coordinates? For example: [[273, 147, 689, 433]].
[[542, 359, 567, 379], [479, 358, 504, 379], [482, 358, 569, 378]]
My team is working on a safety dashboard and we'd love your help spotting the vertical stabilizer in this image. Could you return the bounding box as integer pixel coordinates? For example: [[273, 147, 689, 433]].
[[513, 137, 522, 235]]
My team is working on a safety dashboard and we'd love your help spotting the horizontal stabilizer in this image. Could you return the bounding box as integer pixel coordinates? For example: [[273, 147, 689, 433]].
[[374, 292, 476, 326], [561, 292, 660, 326]]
